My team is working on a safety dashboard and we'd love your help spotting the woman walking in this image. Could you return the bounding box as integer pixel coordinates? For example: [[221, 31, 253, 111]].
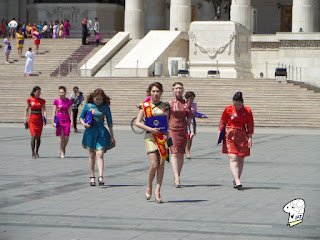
[[218, 91, 254, 190], [79, 89, 115, 187], [52, 86, 73, 158], [63, 19, 71, 38], [169, 82, 194, 188], [25, 47, 34, 76], [4, 35, 11, 64], [135, 82, 170, 203], [16, 28, 24, 58], [24, 86, 47, 158], [33, 27, 41, 54]]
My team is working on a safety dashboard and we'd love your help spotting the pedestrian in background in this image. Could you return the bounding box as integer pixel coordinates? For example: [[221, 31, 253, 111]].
[[25, 47, 34, 76], [52, 86, 73, 158], [24, 86, 47, 158], [82, 17, 88, 45], [4, 35, 11, 64], [16, 28, 24, 58], [218, 91, 254, 190], [94, 17, 100, 46], [70, 86, 84, 133], [79, 89, 115, 186]]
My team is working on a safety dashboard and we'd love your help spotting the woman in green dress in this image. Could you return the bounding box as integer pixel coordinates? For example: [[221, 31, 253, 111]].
[[80, 89, 116, 186]]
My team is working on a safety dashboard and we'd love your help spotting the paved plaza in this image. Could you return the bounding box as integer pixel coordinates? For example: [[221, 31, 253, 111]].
[[0, 124, 319, 240]]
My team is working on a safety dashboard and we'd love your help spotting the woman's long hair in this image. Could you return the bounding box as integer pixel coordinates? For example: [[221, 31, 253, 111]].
[[86, 88, 111, 105]]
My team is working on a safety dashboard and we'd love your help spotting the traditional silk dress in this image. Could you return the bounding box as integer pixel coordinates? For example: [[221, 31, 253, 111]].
[[33, 31, 40, 45], [168, 98, 192, 154], [140, 101, 170, 154], [25, 51, 34, 74], [27, 97, 46, 137], [54, 98, 72, 136], [16, 32, 24, 48], [80, 103, 114, 152], [219, 105, 254, 157]]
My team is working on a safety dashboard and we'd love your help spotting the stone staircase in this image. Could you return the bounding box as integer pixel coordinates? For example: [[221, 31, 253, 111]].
[[0, 38, 105, 77], [95, 39, 141, 77], [0, 76, 319, 128]]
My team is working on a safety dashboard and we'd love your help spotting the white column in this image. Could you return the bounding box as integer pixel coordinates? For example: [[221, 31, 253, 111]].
[[292, 0, 314, 32], [145, 0, 166, 33], [125, 0, 145, 39], [170, 0, 191, 32], [230, 0, 251, 30]]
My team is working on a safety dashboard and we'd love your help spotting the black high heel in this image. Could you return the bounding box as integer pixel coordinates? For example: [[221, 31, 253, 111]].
[[90, 177, 96, 186], [98, 176, 104, 186], [236, 184, 243, 190]]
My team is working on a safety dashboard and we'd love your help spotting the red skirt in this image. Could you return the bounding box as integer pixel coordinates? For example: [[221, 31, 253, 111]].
[[169, 128, 188, 154], [34, 39, 40, 45], [222, 127, 250, 157], [29, 114, 43, 137]]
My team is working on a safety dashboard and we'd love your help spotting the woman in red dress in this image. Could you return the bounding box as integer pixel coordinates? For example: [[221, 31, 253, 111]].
[[218, 91, 254, 190], [168, 82, 194, 188], [33, 27, 40, 54], [24, 86, 47, 158]]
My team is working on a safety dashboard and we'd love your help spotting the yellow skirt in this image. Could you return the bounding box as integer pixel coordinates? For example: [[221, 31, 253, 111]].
[[145, 132, 158, 154]]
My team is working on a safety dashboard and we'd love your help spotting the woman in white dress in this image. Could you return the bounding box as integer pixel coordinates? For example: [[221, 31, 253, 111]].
[[25, 47, 34, 76]]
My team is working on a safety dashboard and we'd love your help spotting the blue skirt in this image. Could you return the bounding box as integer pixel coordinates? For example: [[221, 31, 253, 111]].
[[82, 124, 114, 152]]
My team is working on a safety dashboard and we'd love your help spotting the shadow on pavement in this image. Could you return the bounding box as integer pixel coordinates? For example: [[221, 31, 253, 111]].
[[182, 184, 222, 187], [165, 200, 208, 203], [101, 184, 144, 188], [241, 186, 281, 190]]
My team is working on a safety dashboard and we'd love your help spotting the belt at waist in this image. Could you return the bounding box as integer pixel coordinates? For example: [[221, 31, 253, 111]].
[[226, 126, 245, 130], [31, 110, 42, 114]]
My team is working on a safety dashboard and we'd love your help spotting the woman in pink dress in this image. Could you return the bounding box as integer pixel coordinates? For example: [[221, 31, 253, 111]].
[[52, 21, 58, 39], [168, 82, 194, 188], [63, 19, 71, 38], [52, 86, 73, 158]]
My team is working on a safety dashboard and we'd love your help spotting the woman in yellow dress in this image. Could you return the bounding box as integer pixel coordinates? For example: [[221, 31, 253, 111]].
[[16, 28, 24, 58], [135, 82, 170, 204]]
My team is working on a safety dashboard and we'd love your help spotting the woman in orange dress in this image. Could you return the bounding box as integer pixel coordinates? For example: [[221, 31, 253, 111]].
[[218, 91, 254, 190], [168, 82, 194, 188], [24, 86, 47, 158]]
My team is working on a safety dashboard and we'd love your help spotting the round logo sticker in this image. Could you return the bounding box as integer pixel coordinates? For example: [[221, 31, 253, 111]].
[[153, 119, 159, 126]]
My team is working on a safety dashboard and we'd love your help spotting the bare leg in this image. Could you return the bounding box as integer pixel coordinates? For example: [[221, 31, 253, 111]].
[[177, 153, 184, 176], [238, 157, 245, 178], [96, 150, 104, 179], [5, 54, 9, 62], [228, 154, 242, 186], [35, 136, 41, 157], [59, 131, 65, 157], [155, 153, 165, 201], [171, 153, 180, 185], [147, 151, 160, 196], [31, 135, 36, 158], [186, 139, 192, 158], [63, 136, 69, 155], [89, 151, 96, 178]]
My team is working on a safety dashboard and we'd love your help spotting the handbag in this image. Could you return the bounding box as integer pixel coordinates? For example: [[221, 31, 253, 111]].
[[54, 116, 59, 128], [95, 33, 101, 40], [25, 121, 29, 129], [84, 110, 94, 125], [217, 127, 226, 145], [43, 116, 46, 125]]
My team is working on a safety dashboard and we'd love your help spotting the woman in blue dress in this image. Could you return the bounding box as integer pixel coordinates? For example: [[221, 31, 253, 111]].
[[80, 89, 116, 186]]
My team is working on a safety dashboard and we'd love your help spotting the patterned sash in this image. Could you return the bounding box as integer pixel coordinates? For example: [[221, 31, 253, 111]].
[[142, 102, 168, 161]]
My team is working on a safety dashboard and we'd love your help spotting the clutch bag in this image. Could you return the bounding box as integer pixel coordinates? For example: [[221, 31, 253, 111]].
[[217, 127, 225, 145], [85, 110, 93, 125]]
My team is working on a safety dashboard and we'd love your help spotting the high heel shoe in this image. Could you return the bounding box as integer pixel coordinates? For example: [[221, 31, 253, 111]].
[[90, 177, 96, 187], [145, 192, 151, 200], [233, 180, 237, 189], [98, 176, 104, 186], [155, 197, 163, 204], [235, 184, 243, 190]]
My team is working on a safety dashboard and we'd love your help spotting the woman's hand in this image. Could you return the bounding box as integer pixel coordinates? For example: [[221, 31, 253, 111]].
[[111, 137, 116, 147], [52, 123, 56, 128], [83, 123, 91, 128], [248, 137, 252, 148], [150, 128, 160, 135], [70, 122, 73, 129], [189, 133, 195, 140], [24, 119, 27, 126]]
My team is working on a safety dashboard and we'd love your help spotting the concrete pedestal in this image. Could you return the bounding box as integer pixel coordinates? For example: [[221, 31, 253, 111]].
[[189, 21, 252, 78]]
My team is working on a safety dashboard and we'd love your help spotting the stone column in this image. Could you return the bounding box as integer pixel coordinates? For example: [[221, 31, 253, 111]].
[[145, 0, 166, 33], [125, 0, 145, 39], [230, 0, 251, 30], [292, 0, 314, 32], [170, 0, 191, 32]]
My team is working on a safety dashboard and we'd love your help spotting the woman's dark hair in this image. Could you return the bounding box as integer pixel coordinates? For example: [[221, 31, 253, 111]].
[[148, 82, 163, 93], [87, 88, 111, 105], [31, 86, 41, 97], [59, 86, 66, 93], [28, 47, 32, 51], [233, 91, 243, 102], [173, 82, 183, 88], [185, 91, 195, 99]]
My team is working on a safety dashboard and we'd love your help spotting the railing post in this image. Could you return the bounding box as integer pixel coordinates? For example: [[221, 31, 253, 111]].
[[110, 59, 112, 77], [58, 60, 61, 77], [266, 61, 268, 78], [85, 60, 87, 77], [300, 67, 302, 81], [136, 59, 139, 77], [288, 65, 290, 80], [241, 60, 244, 78]]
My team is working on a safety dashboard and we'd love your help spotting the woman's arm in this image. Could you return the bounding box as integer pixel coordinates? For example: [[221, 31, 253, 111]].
[[69, 104, 73, 129], [52, 105, 57, 127], [24, 102, 30, 126], [187, 117, 195, 139], [42, 104, 47, 125]]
